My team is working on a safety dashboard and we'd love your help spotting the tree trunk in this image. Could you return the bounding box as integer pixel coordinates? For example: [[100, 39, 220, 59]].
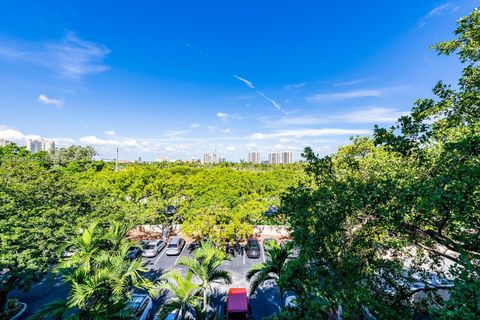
[[0, 290, 9, 314], [203, 290, 208, 312], [279, 287, 284, 309]]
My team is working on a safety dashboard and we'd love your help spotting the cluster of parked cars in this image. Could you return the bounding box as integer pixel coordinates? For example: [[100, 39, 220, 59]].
[[127, 236, 187, 260]]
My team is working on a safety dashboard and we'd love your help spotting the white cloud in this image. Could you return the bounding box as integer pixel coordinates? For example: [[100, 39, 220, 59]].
[[307, 90, 382, 102], [0, 32, 110, 79], [38, 94, 64, 107], [418, 3, 455, 27], [233, 74, 255, 89], [334, 77, 374, 87], [250, 128, 369, 140], [246, 142, 258, 149], [335, 107, 407, 123], [284, 82, 306, 90], [225, 146, 236, 151], [164, 130, 189, 139], [217, 112, 229, 119], [104, 130, 116, 136], [79, 136, 121, 146], [191, 123, 200, 128], [221, 128, 231, 133]]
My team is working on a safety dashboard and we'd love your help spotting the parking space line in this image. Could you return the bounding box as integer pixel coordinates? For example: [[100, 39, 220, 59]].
[[174, 244, 187, 265], [243, 251, 246, 265], [147, 249, 166, 272], [261, 245, 266, 263]]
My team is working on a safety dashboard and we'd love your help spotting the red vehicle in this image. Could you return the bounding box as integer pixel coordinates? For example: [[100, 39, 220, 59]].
[[226, 288, 252, 320]]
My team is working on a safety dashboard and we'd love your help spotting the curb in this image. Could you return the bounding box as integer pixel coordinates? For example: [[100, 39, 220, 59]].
[[10, 302, 27, 320]]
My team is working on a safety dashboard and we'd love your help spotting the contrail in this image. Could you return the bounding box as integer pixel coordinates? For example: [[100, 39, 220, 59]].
[[233, 74, 255, 89], [257, 91, 289, 115]]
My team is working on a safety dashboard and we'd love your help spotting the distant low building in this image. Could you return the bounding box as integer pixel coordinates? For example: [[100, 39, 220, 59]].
[[218, 157, 226, 163], [0, 139, 11, 146]]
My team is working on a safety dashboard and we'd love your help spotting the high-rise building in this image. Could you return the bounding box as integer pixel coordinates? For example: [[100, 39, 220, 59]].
[[218, 157, 226, 163], [203, 152, 218, 164], [281, 151, 293, 164], [26, 138, 55, 154], [247, 151, 260, 164], [0, 139, 11, 146], [268, 152, 280, 164]]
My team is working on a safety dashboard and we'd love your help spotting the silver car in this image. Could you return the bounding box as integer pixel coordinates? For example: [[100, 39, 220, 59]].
[[141, 240, 166, 258], [165, 237, 185, 256]]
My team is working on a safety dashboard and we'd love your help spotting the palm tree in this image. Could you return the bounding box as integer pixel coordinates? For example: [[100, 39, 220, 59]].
[[31, 223, 157, 320], [246, 240, 292, 308], [159, 270, 203, 320], [176, 240, 232, 311]]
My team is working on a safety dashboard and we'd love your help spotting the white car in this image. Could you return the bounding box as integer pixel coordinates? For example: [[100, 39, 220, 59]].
[[127, 294, 153, 320], [142, 240, 166, 258], [165, 237, 186, 256]]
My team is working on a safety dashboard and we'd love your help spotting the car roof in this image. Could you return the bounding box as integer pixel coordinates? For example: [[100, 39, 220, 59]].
[[127, 294, 148, 310], [148, 240, 161, 245], [169, 237, 182, 243], [227, 288, 248, 313]]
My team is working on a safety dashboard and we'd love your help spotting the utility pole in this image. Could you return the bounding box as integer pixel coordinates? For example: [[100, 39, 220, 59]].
[[115, 148, 119, 172]]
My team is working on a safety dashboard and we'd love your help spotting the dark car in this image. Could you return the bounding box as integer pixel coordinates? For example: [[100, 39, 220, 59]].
[[245, 239, 261, 259], [126, 246, 142, 260]]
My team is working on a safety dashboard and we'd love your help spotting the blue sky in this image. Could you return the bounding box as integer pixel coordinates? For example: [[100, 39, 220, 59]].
[[0, 1, 478, 161]]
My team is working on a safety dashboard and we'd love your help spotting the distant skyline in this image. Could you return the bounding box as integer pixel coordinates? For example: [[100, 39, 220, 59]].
[[0, 1, 478, 161]]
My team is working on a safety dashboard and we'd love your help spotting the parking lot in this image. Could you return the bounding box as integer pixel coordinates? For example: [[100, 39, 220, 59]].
[[12, 240, 282, 320], [143, 240, 281, 319]]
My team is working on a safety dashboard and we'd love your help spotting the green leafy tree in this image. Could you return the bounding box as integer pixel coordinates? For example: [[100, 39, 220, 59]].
[[158, 270, 202, 320], [30, 223, 157, 320], [177, 240, 232, 311], [278, 8, 480, 319], [246, 241, 293, 308]]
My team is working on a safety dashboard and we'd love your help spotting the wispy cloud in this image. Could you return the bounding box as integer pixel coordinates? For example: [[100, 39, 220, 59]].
[[0, 32, 110, 79], [333, 77, 375, 87], [104, 130, 116, 136], [38, 94, 64, 108], [306, 89, 382, 102], [284, 82, 306, 90], [233, 74, 255, 89], [417, 3, 456, 28], [250, 128, 369, 140], [335, 107, 408, 123], [191, 123, 200, 128]]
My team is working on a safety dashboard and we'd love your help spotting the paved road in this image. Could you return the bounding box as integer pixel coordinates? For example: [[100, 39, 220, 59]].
[[12, 241, 281, 319]]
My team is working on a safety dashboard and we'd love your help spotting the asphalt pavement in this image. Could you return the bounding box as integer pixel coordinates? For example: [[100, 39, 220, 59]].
[[12, 241, 281, 320]]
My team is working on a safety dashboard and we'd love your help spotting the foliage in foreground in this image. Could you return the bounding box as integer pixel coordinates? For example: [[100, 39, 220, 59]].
[[275, 8, 480, 320], [30, 222, 158, 320]]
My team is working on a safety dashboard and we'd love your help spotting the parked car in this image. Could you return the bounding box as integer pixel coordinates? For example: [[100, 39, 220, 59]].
[[153, 309, 181, 320], [245, 239, 261, 259], [165, 237, 186, 256], [263, 238, 278, 248], [126, 246, 143, 260], [141, 240, 166, 258], [226, 288, 252, 320], [126, 293, 153, 320]]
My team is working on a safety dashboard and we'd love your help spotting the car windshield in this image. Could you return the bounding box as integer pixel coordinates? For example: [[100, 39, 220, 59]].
[[168, 243, 178, 248], [146, 244, 156, 250], [248, 241, 259, 248]]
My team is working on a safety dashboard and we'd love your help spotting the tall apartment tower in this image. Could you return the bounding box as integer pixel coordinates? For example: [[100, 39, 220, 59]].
[[0, 139, 11, 146], [268, 152, 280, 164], [281, 151, 293, 164], [26, 139, 55, 154], [203, 152, 218, 164], [247, 151, 260, 164]]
